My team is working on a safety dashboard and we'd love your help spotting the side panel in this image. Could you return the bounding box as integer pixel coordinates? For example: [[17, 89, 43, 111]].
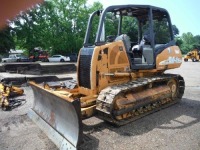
[[156, 45, 182, 70], [94, 41, 131, 92], [78, 41, 131, 94]]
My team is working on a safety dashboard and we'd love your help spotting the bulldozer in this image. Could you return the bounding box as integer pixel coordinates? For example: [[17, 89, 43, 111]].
[[28, 5, 185, 149], [184, 49, 200, 62]]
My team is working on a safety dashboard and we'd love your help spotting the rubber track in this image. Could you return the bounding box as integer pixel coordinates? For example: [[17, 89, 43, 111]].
[[96, 74, 185, 126]]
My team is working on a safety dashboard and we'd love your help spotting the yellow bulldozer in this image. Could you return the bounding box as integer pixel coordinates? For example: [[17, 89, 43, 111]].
[[28, 5, 185, 149], [184, 49, 200, 62]]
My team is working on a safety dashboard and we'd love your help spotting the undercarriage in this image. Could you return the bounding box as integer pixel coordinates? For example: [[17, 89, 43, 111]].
[[96, 74, 185, 125]]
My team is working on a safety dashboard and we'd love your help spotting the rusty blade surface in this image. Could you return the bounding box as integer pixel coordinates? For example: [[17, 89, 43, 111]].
[[30, 83, 82, 148]]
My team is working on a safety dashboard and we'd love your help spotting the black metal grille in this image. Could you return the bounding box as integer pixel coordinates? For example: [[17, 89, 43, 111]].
[[78, 48, 94, 89]]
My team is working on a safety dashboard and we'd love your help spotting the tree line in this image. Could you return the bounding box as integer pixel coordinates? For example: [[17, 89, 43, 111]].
[[176, 33, 200, 54], [0, 0, 103, 56], [0, 0, 199, 56]]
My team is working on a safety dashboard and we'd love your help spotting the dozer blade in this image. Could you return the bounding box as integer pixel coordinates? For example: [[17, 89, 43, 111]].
[[28, 82, 82, 149]]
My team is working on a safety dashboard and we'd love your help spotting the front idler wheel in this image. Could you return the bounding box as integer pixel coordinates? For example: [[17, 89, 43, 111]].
[[167, 78, 178, 100]]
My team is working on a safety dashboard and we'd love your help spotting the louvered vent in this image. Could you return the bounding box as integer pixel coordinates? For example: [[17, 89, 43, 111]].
[[78, 47, 94, 89]]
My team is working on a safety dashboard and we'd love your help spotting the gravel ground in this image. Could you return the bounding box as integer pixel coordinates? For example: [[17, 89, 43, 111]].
[[0, 61, 200, 150]]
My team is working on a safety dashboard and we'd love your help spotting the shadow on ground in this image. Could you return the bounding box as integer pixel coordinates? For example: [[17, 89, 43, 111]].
[[80, 97, 200, 149]]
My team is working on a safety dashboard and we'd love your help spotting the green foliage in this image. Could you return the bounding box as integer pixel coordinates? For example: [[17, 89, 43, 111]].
[[154, 20, 171, 44], [11, 0, 103, 55], [175, 36, 183, 47], [172, 25, 179, 36], [193, 35, 200, 49], [122, 16, 138, 42], [180, 32, 200, 54], [0, 27, 15, 54]]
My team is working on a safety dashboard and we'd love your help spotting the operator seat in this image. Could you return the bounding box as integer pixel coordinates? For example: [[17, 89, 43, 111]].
[[115, 34, 131, 51], [132, 29, 154, 65], [115, 34, 144, 64], [115, 34, 142, 65]]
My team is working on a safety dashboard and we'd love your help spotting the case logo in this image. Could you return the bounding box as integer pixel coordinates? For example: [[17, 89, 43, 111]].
[[159, 57, 182, 65]]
